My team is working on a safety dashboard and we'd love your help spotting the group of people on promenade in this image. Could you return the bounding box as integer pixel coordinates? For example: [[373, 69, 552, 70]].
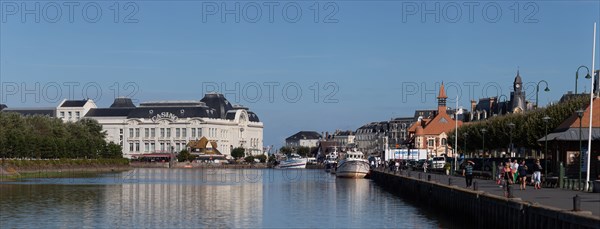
[[495, 159, 544, 196], [461, 159, 543, 195]]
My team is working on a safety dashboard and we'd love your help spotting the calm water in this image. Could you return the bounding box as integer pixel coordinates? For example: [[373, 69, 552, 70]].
[[1, 168, 453, 228]]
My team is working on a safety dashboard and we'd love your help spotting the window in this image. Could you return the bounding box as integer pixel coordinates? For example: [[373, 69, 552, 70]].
[[129, 129, 134, 138], [151, 128, 156, 138], [182, 128, 187, 138], [135, 128, 140, 138], [160, 128, 165, 138], [145, 128, 149, 138], [119, 129, 123, 135], [75, 111, 80, 119], [191, 128, 196, 138], [428, 139, 434, 147], [160, 143, 165, 151], [129, 143, 134, 151], [60, 111, 65, 118], [135, 142, 140, 152], [144, 143, 149, 152], [166, 128, 171, 138], [198, 128, 202, 137], [176, 143, 181, 152], [176, 128, 180, 138], [150, 142, 156, 152], [441, 138, 447, 146], [68, 111, 72, 119]]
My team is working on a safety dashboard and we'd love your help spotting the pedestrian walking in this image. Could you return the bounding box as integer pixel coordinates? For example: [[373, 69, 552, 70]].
[[502, 163, 513, 197], [533, 159, 542, 189], [497, 162, 504, 186], [511, 159, 519, 183], [518, 160, 528, 190], [463, 160, 474, 188], [423, 161, 428, 173]]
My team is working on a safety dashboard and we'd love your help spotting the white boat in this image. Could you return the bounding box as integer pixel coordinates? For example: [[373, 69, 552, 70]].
[[324, 148, 338, 173], [336, 149, 370, 179], [275, 153, 307, 169]]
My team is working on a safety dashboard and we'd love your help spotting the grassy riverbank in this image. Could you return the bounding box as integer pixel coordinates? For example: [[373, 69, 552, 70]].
[[0, 158, 130, 181]]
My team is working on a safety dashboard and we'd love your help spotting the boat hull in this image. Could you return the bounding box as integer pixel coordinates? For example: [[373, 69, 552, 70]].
[[336, 160, 370, 179], [275, 158, 307, 169]]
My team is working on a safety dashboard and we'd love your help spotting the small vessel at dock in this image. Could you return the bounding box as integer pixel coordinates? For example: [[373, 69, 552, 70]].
[[275, 153, 307, 169], [336, 149, 370, 179]]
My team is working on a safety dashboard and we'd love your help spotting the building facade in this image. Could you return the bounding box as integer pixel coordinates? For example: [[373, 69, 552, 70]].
[[2, 93, 264, 159], [285, 131, 322, 148], [407, 82, 462, 157]]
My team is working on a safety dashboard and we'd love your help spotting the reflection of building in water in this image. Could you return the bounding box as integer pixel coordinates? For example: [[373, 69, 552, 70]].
[[111, 169, 263, 228]]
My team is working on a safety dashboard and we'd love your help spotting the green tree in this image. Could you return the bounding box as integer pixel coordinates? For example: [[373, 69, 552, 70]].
[[177, 150, 192, 162], [102, 142, 123, 159], [231, 147, 245, 160], [279, 146, 292, 155], [255, 154, 267, 163], [244, 156, 255, 163], [297, 146, 310, 157]]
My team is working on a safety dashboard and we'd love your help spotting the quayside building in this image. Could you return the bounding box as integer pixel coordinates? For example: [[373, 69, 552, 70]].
[[1, 93, 264, 159]]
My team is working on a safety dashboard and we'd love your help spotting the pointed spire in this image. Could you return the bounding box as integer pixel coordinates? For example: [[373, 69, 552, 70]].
[[437, 81, 448, 99]]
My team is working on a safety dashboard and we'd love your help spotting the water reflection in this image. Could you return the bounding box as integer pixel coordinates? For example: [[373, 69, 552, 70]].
[[0, 169, 447, 228]]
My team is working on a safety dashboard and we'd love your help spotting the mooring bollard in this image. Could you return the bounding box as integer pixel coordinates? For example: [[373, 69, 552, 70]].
[[427, 175, 431, 181], [448, 177, 452, 185], [473, 181, 478, 191], [573, 195, 581, 211], [507, 184, 513, 198]]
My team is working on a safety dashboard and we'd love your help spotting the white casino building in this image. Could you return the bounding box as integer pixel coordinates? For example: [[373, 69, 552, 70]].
[[2, 93, 264, 159]]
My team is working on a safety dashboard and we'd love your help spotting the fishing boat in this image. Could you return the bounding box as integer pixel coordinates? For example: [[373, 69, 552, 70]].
[[336, 149, 370, 178], [324, 148, 339, 173]]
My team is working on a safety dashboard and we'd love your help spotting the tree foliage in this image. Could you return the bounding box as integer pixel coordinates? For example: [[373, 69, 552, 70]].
[[0, 113, 122, 159], [177, 149, 195, 162], [448, 97, 588, 154], [231, 147, 245, 160]]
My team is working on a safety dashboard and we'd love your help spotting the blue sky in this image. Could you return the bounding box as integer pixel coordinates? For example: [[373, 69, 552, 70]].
[[1, 1, 599, 147]]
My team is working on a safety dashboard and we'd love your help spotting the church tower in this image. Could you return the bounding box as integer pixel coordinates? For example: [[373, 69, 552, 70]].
[[510, 70, 526, 113], [437, 82, 448, 114]]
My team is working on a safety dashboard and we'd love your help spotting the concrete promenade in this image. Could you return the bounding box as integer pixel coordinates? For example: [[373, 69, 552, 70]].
[[376, 168, 600, 216]]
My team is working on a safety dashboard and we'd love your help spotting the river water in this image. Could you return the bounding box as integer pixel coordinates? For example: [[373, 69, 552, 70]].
[[0, 168, 456, 228]]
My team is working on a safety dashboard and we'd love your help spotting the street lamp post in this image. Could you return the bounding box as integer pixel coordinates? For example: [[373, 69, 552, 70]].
[[576, 109, 584, 190], [575, 66, 592, 95], [463, 132, 468, 158], [536, 80, 550, 108], [542, 116, 551, 178], [481, 128, 487, 157], [507, 123, 515, 157]]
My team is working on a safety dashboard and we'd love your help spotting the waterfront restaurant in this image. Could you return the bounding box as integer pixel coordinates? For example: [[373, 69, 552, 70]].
[[539, 98, 600, 180]]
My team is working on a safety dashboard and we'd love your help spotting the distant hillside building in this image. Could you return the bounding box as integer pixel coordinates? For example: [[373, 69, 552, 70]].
[[407, 82, 463, 157], [285, 131, 322, 148]]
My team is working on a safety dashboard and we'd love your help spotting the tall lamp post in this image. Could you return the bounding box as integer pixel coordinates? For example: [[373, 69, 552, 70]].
[[507, 123, 515, 157], [481, 128, 487, 157], [542, 116, 551, 178], [576, 109, 584, 190], [575, 65, 592, 95], [535, 80, 550, 108], [463, 132, 468, 158]]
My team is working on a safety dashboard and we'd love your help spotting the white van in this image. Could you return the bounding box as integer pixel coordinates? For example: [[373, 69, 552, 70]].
[[431, 157, 446, 169]]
